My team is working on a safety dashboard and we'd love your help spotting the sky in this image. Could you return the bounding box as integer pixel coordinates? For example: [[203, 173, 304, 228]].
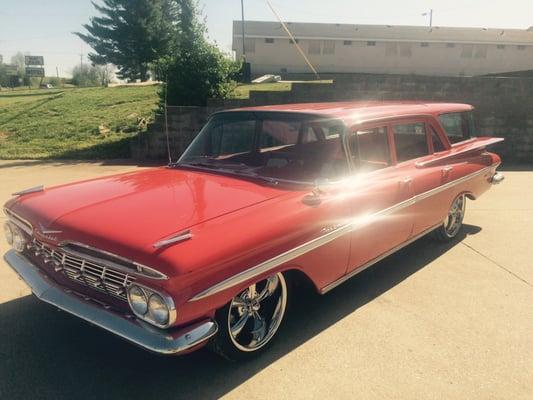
[[1, 0, 532, 77]]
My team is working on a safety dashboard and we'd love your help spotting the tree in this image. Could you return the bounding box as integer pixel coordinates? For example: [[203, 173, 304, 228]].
[[75, 0, 178, 81], [95, 64, 115, 86], [10, 52, 25, 69], [71, 64, 101, 87], [160, 0, 241, 106], [10, 52, 28, 86]]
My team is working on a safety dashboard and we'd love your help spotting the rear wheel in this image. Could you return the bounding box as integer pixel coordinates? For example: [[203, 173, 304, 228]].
[[210, 272, 289, 361], [433, 194, 466, 241]]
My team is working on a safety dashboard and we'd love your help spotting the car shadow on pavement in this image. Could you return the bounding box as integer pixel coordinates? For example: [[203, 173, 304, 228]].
[[0, 224, 481, 400]]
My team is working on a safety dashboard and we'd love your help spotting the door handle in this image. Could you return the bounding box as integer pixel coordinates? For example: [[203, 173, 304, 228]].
[[442, 166, 453, 179], [399, 177, 412, 189]]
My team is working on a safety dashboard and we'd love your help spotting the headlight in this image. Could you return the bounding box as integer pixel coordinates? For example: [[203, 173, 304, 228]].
[[11, 225, 27, 253], [127, 284, 176, 328], [148, 294, 169, 325], [3, 222, 13, 246], [127, 285, 148, 315]]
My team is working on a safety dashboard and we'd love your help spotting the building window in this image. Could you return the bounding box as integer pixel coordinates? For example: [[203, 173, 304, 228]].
[[244, 38, 255, 53], [474, 44, 488, 58], [343, 40, 352, 45], [367, 41, 376, 46], [308, 40, 321, 55], [323, 40, 335, 55], [420, 42, 430, 47], [496, 44, 505, 49], [289, 38, 299, 44], [264, 38, 274, 44], [280, 68, 287, 73], [446, 43, 455, 48], [517, 45, 526, 50], [461, 44, 474, 58], [385, 42, 398, 56], [399, 43, 412, 57]]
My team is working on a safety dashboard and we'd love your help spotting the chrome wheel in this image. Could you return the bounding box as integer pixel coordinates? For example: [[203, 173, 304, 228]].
[[443, 194, 466, 238], [227, 273, 287, 352]]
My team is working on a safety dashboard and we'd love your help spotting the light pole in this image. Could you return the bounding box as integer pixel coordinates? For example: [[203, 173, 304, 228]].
[[241, 0, 246, 58], [422, 9, 433, 27]]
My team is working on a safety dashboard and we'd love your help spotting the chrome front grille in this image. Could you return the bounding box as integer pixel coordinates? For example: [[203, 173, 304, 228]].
[[33, 240, 135, 301]]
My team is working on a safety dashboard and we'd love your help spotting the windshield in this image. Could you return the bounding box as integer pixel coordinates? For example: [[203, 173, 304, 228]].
[[177, 112, 349, 183]]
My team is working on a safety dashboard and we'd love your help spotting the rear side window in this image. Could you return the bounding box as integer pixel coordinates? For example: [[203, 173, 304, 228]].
[[439, 112, 474, 144], [393, 122, 429, 162], [350, 126, 390, 171]]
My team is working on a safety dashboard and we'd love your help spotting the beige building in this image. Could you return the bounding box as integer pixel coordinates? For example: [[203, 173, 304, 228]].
[[233, 21, 533, 77]]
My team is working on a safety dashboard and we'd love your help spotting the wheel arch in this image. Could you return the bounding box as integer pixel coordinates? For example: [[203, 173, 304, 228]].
[[463, 191, 476, 200]]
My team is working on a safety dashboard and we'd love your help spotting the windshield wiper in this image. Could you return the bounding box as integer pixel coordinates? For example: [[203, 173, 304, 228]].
[[170, 162, 311, 187]]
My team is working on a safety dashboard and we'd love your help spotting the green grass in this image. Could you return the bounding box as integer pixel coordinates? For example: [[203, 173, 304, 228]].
[[0, 85, 160, 159], [232, 80, 333, 99]]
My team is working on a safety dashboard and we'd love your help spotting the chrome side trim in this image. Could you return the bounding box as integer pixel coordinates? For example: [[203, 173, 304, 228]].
[[320, 223, 442, 293], [415, 165, 492, 202], [12, 185, 44, 196], [153, 230, 193, 249], [188, 165, 495, 302], [4, 250, 217, 355], [190, 223, 354, 302]]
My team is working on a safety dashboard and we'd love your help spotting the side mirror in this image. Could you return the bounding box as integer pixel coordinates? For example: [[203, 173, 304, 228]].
[[303, 178, 330, 207], [312, 178, 331, 195]]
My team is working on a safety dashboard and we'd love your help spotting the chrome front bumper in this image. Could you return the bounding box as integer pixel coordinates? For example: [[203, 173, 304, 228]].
[[3, 250, 217, 355]]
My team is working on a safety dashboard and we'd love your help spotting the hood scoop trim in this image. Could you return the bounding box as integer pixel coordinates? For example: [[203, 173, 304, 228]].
[[12, 185, 44, 196], [153, 230, 192, 249]]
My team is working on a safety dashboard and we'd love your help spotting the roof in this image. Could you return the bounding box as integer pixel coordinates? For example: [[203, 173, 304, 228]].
[[233, 21, 533, 46], [227, 101, 473, 125]]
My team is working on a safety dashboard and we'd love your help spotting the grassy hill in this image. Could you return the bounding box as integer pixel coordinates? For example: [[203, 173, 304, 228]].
[[0, 85, 160, 159], [0, 81, 332, 160]]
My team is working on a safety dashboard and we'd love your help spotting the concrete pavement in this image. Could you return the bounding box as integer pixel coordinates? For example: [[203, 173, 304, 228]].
[[0, 160, 531, 399]]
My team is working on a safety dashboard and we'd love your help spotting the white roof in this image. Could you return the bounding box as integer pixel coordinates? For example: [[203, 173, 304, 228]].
[[233, 20, 533, 45]]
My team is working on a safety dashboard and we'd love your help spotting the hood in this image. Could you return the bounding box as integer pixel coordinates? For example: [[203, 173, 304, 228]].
[[7, 167, 287, 255]]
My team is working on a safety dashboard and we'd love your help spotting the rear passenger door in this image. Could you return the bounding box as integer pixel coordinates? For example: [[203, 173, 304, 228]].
[[391, 118, 452, 235], [346, 124, 413, 273]]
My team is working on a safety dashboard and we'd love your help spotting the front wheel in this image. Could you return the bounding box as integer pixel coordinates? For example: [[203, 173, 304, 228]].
[[433, 194, 466, 241], [210, 272, 289, 361]]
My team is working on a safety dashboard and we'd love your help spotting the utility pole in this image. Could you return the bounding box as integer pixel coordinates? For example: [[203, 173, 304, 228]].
[[79, 53, 83, 70], [240, 0, 246, 58]]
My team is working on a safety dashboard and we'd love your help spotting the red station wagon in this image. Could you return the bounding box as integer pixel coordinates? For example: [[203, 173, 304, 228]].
[[3, 101, 504, 360]]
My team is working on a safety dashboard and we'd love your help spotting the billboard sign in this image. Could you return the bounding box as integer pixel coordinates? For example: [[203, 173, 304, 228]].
[[5, 65, 19, 76], [25, 67, 45, 77], [25, 55, 44, 66]]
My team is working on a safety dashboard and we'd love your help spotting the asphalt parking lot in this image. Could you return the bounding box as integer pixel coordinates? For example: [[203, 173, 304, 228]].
[[0, 160, 531, 400]]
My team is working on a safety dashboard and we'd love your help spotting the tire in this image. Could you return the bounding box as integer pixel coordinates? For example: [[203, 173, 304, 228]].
[[433, 194, 466, 242], [209, 272, 290, 361]]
